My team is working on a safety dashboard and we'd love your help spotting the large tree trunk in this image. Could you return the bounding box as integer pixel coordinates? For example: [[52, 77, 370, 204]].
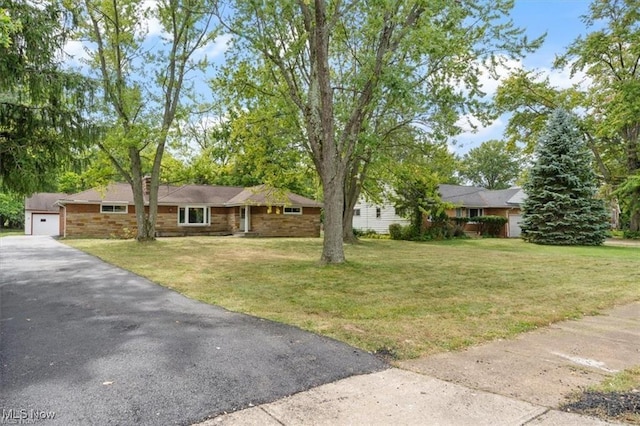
[[624, 126, 640, 232], [342, 170, 362, 243], [128, 148, 150, 240], [311, 0, 346, 264], [321, 170, 346, 263], [630, 188, 640, 232]]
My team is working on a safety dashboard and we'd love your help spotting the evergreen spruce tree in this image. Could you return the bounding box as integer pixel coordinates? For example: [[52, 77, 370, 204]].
[[521, 109, 610, 245]]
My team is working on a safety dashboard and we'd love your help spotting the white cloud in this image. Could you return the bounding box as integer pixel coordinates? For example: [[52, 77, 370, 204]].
[[452, 115, 505, 154], [476, 57, 524, 97], [141, 0, 165, 37], [450, 58, 593, 155], [538, 67, 591, 91], [193, 34, 233, 61], [63, 40, 90, 63]]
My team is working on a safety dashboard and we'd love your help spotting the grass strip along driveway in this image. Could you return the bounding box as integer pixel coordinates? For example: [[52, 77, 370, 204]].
[[65, 237, 640, 360]]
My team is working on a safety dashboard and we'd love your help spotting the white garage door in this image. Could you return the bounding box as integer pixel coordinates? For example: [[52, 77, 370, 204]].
[[508, 214, 522, 238], [32, 214, 60, 236]]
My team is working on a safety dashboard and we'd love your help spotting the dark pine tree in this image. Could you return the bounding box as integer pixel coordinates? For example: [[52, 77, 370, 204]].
[[521, 109, 610, 245]]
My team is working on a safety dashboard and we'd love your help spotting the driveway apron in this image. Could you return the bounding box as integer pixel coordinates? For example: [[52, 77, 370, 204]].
[[0, 236, 386, 425]]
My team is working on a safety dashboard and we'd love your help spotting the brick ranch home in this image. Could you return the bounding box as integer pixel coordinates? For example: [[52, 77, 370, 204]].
[[55, 180, 322, 238], [438, 184, 525, 238]]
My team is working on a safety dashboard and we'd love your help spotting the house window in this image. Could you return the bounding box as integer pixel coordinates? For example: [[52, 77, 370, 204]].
[[284, 206, 302, 215], [376, 207, 381, 218], [354, 208, 361, 217], [101, 203, 128, 214], [468, 208, 483, 218], [178, 206, 210, 226], [455, 208, 463, 218]]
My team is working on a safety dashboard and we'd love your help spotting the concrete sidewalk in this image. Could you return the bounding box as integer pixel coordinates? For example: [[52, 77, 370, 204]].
[[200, 302, 639, 425]]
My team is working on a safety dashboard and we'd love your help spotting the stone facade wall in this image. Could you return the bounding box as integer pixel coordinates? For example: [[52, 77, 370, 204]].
[[63, 203, 321, 238], [64, 203, 138, 238], [249, 206, 321, 237]]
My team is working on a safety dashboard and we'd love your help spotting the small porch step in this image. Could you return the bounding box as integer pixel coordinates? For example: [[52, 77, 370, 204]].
[[232, 232, 260, 238]]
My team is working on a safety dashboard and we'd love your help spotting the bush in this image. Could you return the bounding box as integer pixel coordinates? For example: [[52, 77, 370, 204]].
[[353, 228, 382, 238], [451, 217, 470, 226], [623, 230, 640, 240], [390, 220, 469, 241], [389, 224, 403, 240], [476, 215, 508, 237]]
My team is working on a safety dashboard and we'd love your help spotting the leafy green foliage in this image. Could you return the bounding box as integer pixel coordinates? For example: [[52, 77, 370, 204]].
[[0, 192, 23, 228], [459, 140, 522, 189], [497, 0, 640, 232], [219, 0, 542, 262], [73, 0, 220, 240], [476, 215, 508, 237], [0, 7, 20, 48], [391, 164, 442, 234], [388, 224, 403, 240], [0, 0, 96, 194], [522, 109, 610, 246]]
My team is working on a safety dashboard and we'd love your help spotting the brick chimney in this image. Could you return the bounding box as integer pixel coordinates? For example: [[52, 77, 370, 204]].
[[143, 175, 152, 196]]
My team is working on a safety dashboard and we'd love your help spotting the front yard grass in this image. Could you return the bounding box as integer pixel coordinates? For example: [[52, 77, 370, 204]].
[[65, 237, 640, 360], [0, 228, 23, 237]]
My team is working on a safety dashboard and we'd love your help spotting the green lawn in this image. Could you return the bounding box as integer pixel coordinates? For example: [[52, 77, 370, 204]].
[[0, 228, 24, 237], [64, 237, 640, 359]]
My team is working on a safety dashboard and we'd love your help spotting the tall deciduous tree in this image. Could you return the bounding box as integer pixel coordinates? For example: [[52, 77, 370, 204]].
[[521, 109, 610, 246], [74, 0, 219, 240], [217, 0, 541, 263], [0, 0, 95, 194], [459, 140, 522, 189], [560, 0, 640, 232], [496, 0, 640, 232]]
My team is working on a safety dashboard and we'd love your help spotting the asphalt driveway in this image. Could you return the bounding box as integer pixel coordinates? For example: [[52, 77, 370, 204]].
[[0, 236, 385, 425]]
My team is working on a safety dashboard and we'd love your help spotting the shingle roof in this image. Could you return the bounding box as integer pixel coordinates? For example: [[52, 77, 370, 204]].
[[57, 183, 322, 207], [57, 183, 180, 204], [438, 184, 525, 208], [226, 185, 322, 207], [160, 184, 244, 205], [25, 193, 67, 211]]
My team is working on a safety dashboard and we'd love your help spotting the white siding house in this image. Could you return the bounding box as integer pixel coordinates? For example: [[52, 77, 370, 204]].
[[352, 201, 409, 234]]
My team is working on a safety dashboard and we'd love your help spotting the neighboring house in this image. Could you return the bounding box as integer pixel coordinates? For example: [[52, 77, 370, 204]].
[[351, 185, 525, 238], [24, 192, 67, 236], [352, 201, 410, 234], [53, 180, 322, 238], [438, 184, 525, 238]]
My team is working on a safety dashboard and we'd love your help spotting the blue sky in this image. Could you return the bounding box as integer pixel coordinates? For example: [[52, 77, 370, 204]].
[[455, 0, 594, 154]]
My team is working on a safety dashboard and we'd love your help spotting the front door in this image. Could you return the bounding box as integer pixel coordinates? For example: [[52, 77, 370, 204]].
[[240, 206, 251, 232]]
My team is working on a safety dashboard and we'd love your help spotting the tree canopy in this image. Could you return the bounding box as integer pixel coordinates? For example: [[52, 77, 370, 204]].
[[216, 0, 542, 263], [0, 0, 96, 195], [496, 0, 640, 232], [72, 0, 220, 240], [459, 140, 522, 189]]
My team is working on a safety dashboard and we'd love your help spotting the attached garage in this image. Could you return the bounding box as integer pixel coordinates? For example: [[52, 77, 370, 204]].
[[24, 193, 65, 236], [30, 213, 60, 236], [508, 213, 523, 238]]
